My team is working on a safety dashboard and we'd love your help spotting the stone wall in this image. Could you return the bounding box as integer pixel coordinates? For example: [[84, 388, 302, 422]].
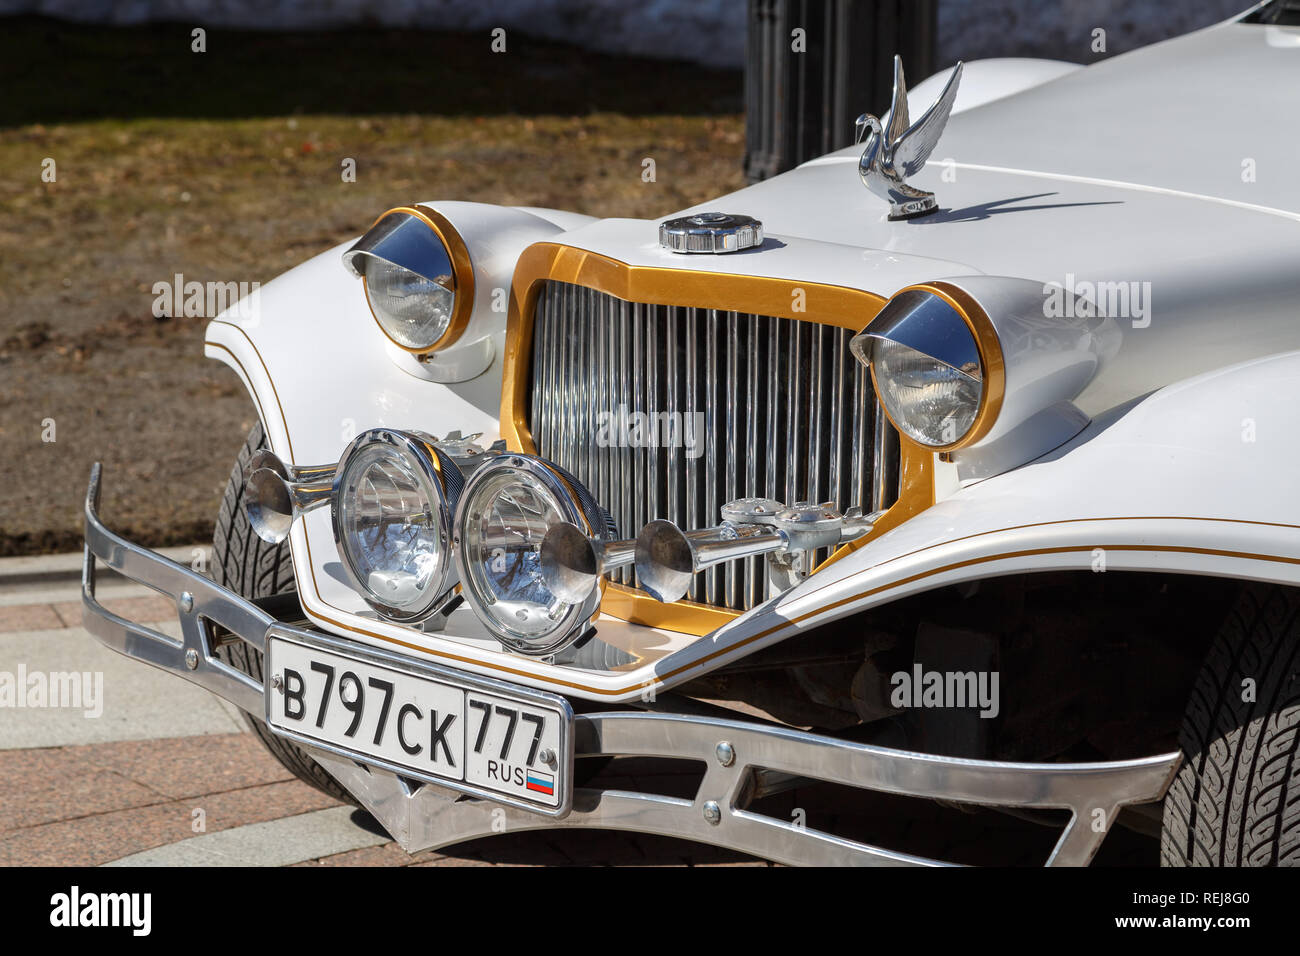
[[0, 0, 1261, 68]]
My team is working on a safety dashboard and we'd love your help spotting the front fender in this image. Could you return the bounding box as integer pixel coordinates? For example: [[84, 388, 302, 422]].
[[204, 201, 587, 470], [713, 350, 1300, 667], [204, 202, 599, 690]]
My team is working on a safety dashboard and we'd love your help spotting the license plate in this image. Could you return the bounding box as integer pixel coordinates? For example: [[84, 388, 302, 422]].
[[265, 632, 572, 815]]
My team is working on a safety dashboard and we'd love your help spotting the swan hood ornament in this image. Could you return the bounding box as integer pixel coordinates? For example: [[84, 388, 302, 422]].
[[856, 56, 964, 220]]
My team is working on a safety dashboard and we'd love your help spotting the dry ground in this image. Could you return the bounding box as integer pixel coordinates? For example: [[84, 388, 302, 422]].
[[0, 17, 745, 554]]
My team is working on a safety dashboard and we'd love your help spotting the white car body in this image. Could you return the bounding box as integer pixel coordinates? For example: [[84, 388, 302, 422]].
[[82, 3, 1300, 866], [206, 14, 1300, 702]]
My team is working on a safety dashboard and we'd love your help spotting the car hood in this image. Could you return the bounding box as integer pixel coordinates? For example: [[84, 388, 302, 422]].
[[682, 21, 1300, 276], [656, 19, 1300, 412]]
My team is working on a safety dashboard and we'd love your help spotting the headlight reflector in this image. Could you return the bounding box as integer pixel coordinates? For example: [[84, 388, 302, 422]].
[[363, 257, 455, 350], [871, 335, 982, 446], [332, 429, 460, 622], [852, 287, 989, 449], [455, 455, 611, 656], [342, 206, 474, 354]]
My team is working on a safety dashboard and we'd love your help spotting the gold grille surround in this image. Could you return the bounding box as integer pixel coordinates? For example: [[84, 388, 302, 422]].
[[500, 242, 935, 636]]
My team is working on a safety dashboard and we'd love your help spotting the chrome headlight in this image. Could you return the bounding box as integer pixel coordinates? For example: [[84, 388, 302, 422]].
[[332, 428, 462, 622], [454, 455, 613, 656], [342, 206, 474, 354], [851, 285, 1002, 450]]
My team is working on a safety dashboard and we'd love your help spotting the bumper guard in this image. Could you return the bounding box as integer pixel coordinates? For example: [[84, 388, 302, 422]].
[[82, 464, 1181, 866]]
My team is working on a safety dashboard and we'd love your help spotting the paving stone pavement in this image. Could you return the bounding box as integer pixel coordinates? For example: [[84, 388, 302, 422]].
[[0, 573, 768, 867]]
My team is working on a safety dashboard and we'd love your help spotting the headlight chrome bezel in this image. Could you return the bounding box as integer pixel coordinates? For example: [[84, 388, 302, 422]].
[[852, 282, 1005, 452], [453, 454, 612, 657], [330, 428, 462, 624], [343, 205, 476, 356]]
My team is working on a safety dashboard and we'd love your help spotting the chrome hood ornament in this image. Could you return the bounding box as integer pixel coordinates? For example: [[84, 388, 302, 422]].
[[855, 56, 964, 220]]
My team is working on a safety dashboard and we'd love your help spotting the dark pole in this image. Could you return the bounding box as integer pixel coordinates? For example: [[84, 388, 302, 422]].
[[745, 0, 938, 183]]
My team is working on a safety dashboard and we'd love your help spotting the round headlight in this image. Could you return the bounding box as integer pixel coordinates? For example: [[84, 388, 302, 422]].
[[364, 258, 456, 350], [332, 429, 461, 622], [852, 286, 996, 449], [454, 455, 612, 656], [342, 206, 474, 354]]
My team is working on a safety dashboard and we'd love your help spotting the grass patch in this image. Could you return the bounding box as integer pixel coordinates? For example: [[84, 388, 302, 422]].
[[0, 18, 745, 555]]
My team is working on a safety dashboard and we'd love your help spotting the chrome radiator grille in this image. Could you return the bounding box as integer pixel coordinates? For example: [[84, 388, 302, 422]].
[[528, 280, 900, 612]]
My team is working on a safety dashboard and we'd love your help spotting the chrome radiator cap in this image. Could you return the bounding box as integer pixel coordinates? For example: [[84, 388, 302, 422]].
[[658, 212, 763, 254]]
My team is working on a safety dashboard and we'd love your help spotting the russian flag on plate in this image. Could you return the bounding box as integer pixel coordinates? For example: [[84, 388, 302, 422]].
[[526, 770, 554, 795]]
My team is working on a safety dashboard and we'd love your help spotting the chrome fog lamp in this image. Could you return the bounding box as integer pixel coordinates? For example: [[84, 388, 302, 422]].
[[851, 286, 996, 450], [332, 428, 463, 623], [454, 455, 613, 656], [342, 206, 474, 354]]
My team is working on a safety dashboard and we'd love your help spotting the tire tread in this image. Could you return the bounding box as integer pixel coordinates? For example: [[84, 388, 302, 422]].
[[212, 423, 354, 805], [1162, 583, 1300, 866]]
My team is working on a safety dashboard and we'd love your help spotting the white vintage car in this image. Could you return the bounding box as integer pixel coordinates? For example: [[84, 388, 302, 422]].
[[83, 2, 1300, 866]]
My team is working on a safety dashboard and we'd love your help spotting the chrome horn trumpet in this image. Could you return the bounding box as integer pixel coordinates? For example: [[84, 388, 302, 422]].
[[635, 498, 884, 604], [539, 522, 636, 604], [247, 449, 337, 484], [542, 496, 886, 607], [243, 450, 337, 545], [635, 519, 788, 604]]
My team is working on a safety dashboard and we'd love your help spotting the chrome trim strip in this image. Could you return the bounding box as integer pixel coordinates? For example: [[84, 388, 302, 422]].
[[829, 331, 845, 551], [725, 310, 740, 608], [872, 404, 898, 513], [766, 314, 779, 505], [633, 301, 647, 540], [812, 325, 825, 510], [646, 299, 660, 531], [667, 302, 681, 553], [705, 307, 720, 604], [784, 319, 798, 509], [745, 318, 761, 606], [685, 305, 700, 599]]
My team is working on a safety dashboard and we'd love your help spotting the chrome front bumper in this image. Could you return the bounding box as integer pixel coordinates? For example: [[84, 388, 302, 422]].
[[82, 464, 1181, 866]]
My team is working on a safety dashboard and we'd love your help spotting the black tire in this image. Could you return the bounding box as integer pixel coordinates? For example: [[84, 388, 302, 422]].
[[1161, 583, 1300, 866], [212, 423, 356, 805]]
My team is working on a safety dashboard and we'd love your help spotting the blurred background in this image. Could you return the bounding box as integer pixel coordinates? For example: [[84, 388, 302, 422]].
[[0, 0, 1251, 556]]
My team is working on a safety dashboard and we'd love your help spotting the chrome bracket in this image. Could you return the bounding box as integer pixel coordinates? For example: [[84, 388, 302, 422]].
[[309, 711, 1180, 867], [81, 463, 272, 716]]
